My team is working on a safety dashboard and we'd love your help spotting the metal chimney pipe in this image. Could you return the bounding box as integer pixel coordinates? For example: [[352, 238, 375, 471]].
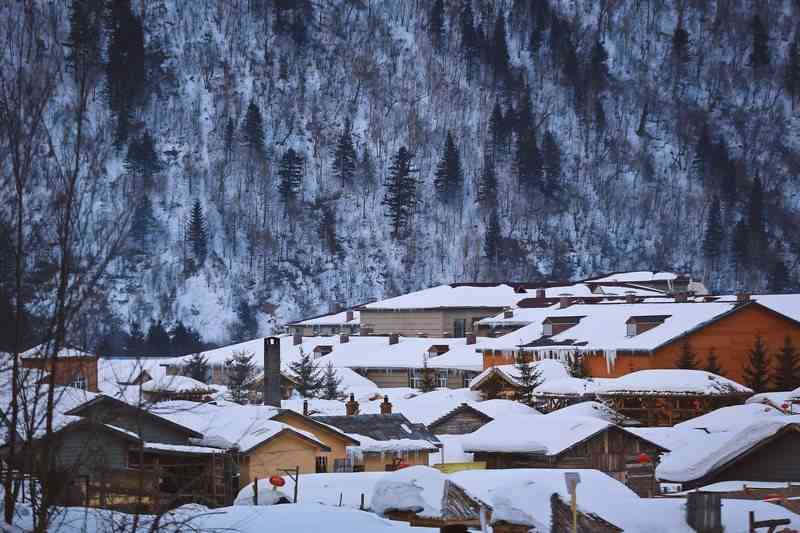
[[263, 337, 282, 407]]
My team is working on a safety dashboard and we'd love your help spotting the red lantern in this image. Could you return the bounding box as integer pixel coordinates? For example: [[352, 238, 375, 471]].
[[782, 403, 790, 412], [396, 462, 411, 470], [269, 475, 286, 487], [637, 453, 652, 464]]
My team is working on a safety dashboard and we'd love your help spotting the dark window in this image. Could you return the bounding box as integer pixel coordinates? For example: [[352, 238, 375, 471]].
[[454, 319, 466, 338], [315, 456, 328, 473], [333, 458, 353, 473]]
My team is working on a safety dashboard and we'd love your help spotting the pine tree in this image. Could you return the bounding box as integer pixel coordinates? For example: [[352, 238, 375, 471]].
[[145, 320, 171, 355], [567, 354, 585, 378], [515, 132, 543, 194], [702, 197, 723, 262], [675, 341, 698, 370], [242, 100, 266, 158], [484, 209, 502, 262], [542, 130, 562, 195], [419, 357, 436, 393], [751, 15, 770, 70], [332, 121, 358, 187], [459, 1, 479, 78], [786, 31, 800, 110], [126, 322, 146, 355], [187, 199, 209, 267], [171, 321, 203, 356], [434, 131, 463, 202], [382, 147, 417, 239], [66, 0, 103, 77], [226, 350, 256, 404], [130, 194, 156, 253], [232, 299, 259, 341], [768, 257, 791, 293], [320, 362, 343, 400], [125, 130, 162, 190], [515, 353, 542, 405], [487, 101, 506, 158], [224, 116, 236, 163], [429, 0, 445, 50], [732, 220, 750, 274], [743, 335, 771, 393], [477, 154, 498, 209], [290, 349, 323, 397], [106, 0, 145, 145], [278, 148, 304, 204], [184, 353, 210, 382], [490, 14, 510, 83], [772, 337, 800, 391], [670, 22, 690, 71], [692, 123, 712, 185], [318, 204, 342, 256], [529, 0, 550, 54], [588, 40, 609, 96], [360, 146, 377, 189], [704, 348, 724, 376]]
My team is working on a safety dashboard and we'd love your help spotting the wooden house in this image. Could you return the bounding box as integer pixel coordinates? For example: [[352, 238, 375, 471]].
[[314, 403, 440, 472], [462, 415, 666, 496], [286, 309, 360, 336], [427, 403, 495, 435], [657, 420, 800, 491], [20, 344, 99, 392]]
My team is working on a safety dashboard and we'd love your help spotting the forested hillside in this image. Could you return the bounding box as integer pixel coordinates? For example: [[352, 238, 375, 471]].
[[2, 0, 800, 350]]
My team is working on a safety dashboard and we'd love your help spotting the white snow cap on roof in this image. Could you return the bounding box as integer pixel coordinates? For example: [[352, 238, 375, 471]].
[[140, 374, 215, 393], [361, 284, 533, 310], [595, 369, 751, 396], [590, 271, 680, 283], [371, 465, 448, 518], [291, 309, 360, 326], [470, 359, 570, 389], [20, 344, 95, 359]]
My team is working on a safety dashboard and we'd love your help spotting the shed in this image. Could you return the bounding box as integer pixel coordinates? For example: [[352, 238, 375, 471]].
[[427, 403, 494, 435]]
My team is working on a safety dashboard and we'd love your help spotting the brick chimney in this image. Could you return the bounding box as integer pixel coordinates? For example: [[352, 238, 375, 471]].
[[675, 291, 688, 303], [559, 294, 573, 309], [345, 393, 359, 416], [345, 310, 354, 322], [340, 333, 349, 344], [380, 395, 392, 415], [263, 337, 282, 408], [536, 288, 546, 299], [503, 308, 513, 319], [737, 292, 751, 303], [302, 399, 309, 416], [465, 333, 477, 345], [293, 333, 302, 345], [389, 333, 399, 345]]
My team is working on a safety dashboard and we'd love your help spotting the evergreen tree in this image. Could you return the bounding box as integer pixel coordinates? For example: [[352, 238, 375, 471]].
[[290, 349, 323, 397], [567, 354, 585, 378], [490, 14, 510, 83], [226, 350, 256, 404], [772, 337, 800, 391], [106, 0, 145, 145], [130, 194, 156, 253], [231, 299, 259, 341], [184, 352, 210, 382], [242, 100, 266, 158], [483, 209, 502, 262], [360, 146, 377, 189], [748, 177, 764, 246], [751, 15, 770, 70], [434, 131, 463, 202], [515, 353, 542, 405], [743, 335, 771, 392], [704, 348, 725, 376], [768, 257, 791, 293], [702, 197, 723, 262], [332, 121, 358, 187], [66, 0, 103, 77], [318, 204, 342, 256], [429, 0, 445, 50], [675, 341, 698, 370], [529, 0, 550, 54], [542, 130, 562, 195], [459, 1, 479, 78], [477, 154, 498, 209], [171, 321, 203, 356], [670, 22, 690, 70], [187, 199, 209, 267], [126, 321, 146, 355], [145, 320, 171, 355], [692, 123, 712, 185], [382, 147, 417, 239], [224, 116, 236, 163], [278, 148, 304, 204], [786, 31, 800, 109], [487, 101, 507, 158], [125, 130, 162, 190], [732, 220, 750, 274], [320, 362, 342, 400], [588, 40, 610, 96], [419, 357, 436, 393], [515, 132, 543, 194]]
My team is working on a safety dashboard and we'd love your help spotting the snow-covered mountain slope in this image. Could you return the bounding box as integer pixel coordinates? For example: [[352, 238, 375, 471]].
[[4, 0, 800, 346]]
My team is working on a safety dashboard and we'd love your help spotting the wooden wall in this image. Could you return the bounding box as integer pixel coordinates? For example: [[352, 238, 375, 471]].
[[362, 450, 430, 471], [360, 308, 499, 337], [239, 432, 320, 487], [582, 304, 800, 385], [22, 357, 99, 392], [271, 412, 352, 473], [430, 410, 491, 435]]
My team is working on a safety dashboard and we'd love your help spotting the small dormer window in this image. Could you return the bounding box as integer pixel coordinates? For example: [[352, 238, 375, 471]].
[[543, 322, 554, 336], [625, 315, 671, 337], [626, 323, 637, 337]]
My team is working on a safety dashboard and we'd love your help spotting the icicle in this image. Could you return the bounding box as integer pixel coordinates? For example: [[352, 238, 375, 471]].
[[605, 349, 617, 373]]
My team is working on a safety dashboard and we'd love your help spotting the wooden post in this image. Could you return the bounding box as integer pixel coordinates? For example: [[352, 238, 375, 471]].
[[570, 485, 577, 533], [253, 477, 258, 505], [360, 493, 365, 510], [293, 466, 299, 503]]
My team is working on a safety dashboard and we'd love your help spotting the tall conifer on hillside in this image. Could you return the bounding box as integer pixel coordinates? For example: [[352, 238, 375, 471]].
[[382, 147, 417, 239], [187, 199, 208, 268], [434, 131, 463, 203], [278, 148, 304, 204], [333, 121, 357, 187]]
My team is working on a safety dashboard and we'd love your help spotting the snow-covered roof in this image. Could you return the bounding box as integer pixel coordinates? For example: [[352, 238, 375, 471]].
[[235, 472, 387, 509], [714, 293, 800, 323], [97, 357, 172, 390], [360, 283, 536, 310], [150, 401, 327, 453], [656, 417, 800, 483], [312, 413, 440, 452], [469, 359, 570, 390], [588, 271, 681, 283], [289, 309, 361, 327], [746, 390, 795, 410], [140, 374, 216, 393], [673, 403, 785, 432], [545, 401, 630, 424], [533, 377, 607, 396], [19, 344, 96, 359], [595, 370, 751, 396], [315, 336, 487, 371]]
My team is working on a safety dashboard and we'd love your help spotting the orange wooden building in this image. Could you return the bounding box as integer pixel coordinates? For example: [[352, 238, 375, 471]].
[[479, 299, 800, 387], [20, 344, 99, 392]]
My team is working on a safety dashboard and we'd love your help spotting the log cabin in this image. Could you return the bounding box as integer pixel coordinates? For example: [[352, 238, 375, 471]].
[[462, 414, 666, 496], [20, 344, 100, 392]]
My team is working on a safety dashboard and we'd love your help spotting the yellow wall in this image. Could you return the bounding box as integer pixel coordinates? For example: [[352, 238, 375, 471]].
[[239, 432, 321, 487], [362, 451, 430, 472], [271, 413, 352, 473]]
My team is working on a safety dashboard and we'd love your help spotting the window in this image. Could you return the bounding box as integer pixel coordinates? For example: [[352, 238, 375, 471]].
[[462, 372, 473, 388], [543, 322, 553, 336], [409, 369, 422, 389], [333, 458, 353, 473], [626, 323, 637, 337], [70, 374, 87, 390], [315, 456, 328, 473], [453, 319, 466, 338], [437, 371, 449, 388]]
